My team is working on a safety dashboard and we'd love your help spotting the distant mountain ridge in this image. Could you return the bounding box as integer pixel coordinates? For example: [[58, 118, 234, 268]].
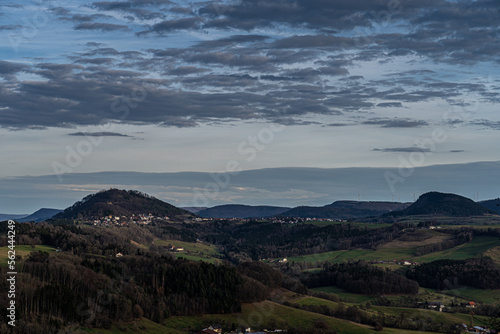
[[18, 208, 62, 222], [0, 213, 28, 221], [327, 200, 410, 211], [181, 207, 207, 214], [479, 198, 500, 214], [8, 189, 500, 222], [53, 189, 194, 220], [198, 205, 291, 218], [387, 191, 495, 217], [279, 201, 410, 219]]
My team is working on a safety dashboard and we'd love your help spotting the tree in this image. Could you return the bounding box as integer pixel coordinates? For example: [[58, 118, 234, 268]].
[[132, 304, 144, 319], [488, 300, 500, 331], [314, 318, 329, 330]]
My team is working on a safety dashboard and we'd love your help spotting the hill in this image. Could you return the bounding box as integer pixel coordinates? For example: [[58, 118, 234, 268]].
[[18, 208, 62, 222], [181, 207, 207, 214], [53, 189, 194, 220], [0, 213, 28, 221], [479, 198, 500, 214], [280, 201, 409, 219], [198, 204, 290, 218], [388, 191, 495, 217], [327, 200, 410, 212]]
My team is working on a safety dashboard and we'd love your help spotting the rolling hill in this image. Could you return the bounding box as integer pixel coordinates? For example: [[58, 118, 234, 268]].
[[479, 198, 500, 214], [327, 200, 410, 211], [387, 191, 495, 217], [18, 208, 62, 222], [181, 207, 207, 214], [280, 201, 410, 219], [52, 189, 194, 220], [198, 204, 290, 218]]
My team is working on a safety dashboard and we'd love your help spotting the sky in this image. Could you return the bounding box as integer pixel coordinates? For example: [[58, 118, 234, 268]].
[[1, 0, 500, 213]]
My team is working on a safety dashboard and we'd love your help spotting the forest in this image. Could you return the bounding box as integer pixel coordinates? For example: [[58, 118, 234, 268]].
[[301, 261, 420, 295], [0, 221, 305, 333], [183, 220, 411, 259], [407, 257, 500, 290], [1, 218, 500, 333]]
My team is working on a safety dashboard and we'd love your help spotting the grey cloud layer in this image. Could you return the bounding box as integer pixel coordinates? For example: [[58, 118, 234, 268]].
[[2, 161, 500, 213], [1, 0, 499, 129]]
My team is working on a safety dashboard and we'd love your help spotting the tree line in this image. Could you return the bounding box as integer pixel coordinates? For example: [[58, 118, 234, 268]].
[[301, 261, 420, 295], [407, 257, 500, 290]]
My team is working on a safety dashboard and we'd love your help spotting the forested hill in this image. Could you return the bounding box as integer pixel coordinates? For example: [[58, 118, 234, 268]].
[[279, 206, 377, 219], [327, 201, 410, 212], [388, 191, 495, 217], [479, 198, 500, 214], [279, 201, 409, 219], [53, 189, 194, 220], [197, 201, 407, 219], [18, 208, 62, 222], [198, 204, 290, 218]]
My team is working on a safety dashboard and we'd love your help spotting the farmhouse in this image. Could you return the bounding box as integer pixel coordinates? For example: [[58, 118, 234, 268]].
[[427, 301, 444, 312], [466, 301, 477, 308]]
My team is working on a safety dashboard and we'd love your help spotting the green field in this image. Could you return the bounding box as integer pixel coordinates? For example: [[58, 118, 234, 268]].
[[485, 246, 500, 265], [413, 236, 500, 262], [445, 224, 500, 229], [294, 295, 489, 329], [306, 221, 392, 229], [0, 244, 55, 266], [162, 300, 441, 334], [287, 236, 500, 266], [75, 300, 443, 334], [311, 286, 376, 303], [79, 317, 185, 334], [163, 301, 377, 334], [370, 305, 489, 327], [444, 287, 500, 304], [288, 248, 414, 263], [396, 215, 500, 225], [154, 239, 222, 263], [311, 286, 468, 305]]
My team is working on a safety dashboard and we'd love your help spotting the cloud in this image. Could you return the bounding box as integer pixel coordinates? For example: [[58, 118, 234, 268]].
[[273, 35, 357, 49], [373, 147, 432, 153], [88, 0, 173, 22], [471, 119, 500, 130], [74, 57, 115, 65], [168, 66, 210, 76], [75, 23, 130, 31], [68, 132, 132, 137], [0, 71, 273, 128], [195, 35, 269, 49], [0, 25, 21, 30], [61, 13, 112, 23], [199, 0, 387, 31], [363, 118, 429, 128], [187, 51, 271, 67], [1, 0, 500, 132], [142, 17, 202, 34], [0, 61, 27, 76], [92, 0, 172, 10], [327, 123, 352, 127], [376, 102, 403, 108], [3, 161, 500, 213], [35, 63, 84, 80], [283, 66, 348, 79]]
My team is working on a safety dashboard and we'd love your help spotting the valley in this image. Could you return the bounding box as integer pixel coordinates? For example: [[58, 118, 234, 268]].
[[1, 189, 500, 334]]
